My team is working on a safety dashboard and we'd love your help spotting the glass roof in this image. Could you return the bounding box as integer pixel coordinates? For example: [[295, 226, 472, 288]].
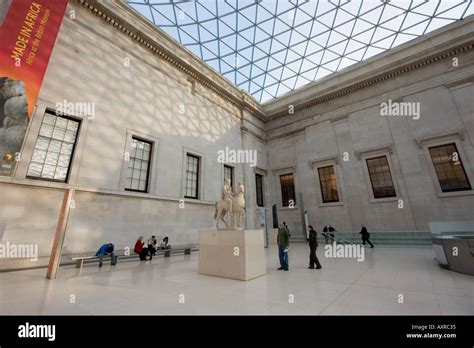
[[126, 0, 473, 103]]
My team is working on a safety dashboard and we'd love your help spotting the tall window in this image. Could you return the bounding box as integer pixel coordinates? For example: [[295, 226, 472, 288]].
[[224, 165, 234, 188], [429, 143, 471, 192], [255, 173, 264, 207], [185, 154, 200, 199], [318, 165, 339, 203], [125, 137, 152, 192], [26, 111, 80, 182], [280, 173, 296, 207], [366, 156, 396, 199]]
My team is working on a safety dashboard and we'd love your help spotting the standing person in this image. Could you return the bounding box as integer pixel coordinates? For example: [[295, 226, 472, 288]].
[[277, 221, 290, 271], [147, 235, 157, 259], [360, 225, 374, 248], [328, 225, 336, 244], [95, 243, 116, 268], [134, 236, 148, 260], [323, 225, 329, 244], [283, 221, 291, 237], [307, 225, 322, 269]]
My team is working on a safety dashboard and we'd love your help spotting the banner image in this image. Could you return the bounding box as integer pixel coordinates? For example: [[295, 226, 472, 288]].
[[0, 0, 67, 176]]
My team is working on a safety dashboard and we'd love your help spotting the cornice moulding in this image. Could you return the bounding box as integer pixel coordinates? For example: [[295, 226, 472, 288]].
[[354, 144, 394, 160], [309, 155, 340, 167], [414, 129, 465, 148]]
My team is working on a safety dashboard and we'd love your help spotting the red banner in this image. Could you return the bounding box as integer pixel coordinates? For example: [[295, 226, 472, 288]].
[[0, 0, 67, 176]]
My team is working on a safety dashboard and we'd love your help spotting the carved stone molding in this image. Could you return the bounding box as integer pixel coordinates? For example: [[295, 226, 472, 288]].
[[309, 154, 340, 167], [414, 129, 465, 148], [354, 144, 394, 160]]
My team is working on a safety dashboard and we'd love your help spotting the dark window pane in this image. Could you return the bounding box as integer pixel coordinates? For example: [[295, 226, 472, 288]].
[[318, 165, 339, 203], [429, 143, 471, 192], [224, 165, 233, 189], [255, 173, 264, 207], [366, 156, 396, 199], [184, 154, 200, 199], [280, 173, 296, 207]]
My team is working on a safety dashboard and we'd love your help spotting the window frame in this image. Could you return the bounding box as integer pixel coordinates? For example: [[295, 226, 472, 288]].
[[365, 155, 397, 199], [279, 173, 296, 207], [255, 172, 264, 207], [428, 142, 472, 193], [310, 155, 344, 207], [124, 136, 153, 193], [317, 165, 340, 203], [223, 164, 234, 189], [184, 153, 200, 199], [25, 110, 81, 184]]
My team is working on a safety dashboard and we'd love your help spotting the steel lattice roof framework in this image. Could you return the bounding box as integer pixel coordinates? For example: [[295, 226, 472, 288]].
[[126, 0, 473, 102]]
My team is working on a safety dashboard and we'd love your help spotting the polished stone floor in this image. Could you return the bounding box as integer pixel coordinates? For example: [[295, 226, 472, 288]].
[[0, 244, 473, 315]]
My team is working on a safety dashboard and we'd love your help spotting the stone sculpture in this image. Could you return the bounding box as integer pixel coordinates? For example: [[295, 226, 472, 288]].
[[0, 78, 29, 176], [214, 179, 246, 229]]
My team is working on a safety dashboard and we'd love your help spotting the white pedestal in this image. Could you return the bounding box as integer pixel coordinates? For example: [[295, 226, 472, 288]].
[[198, 229, 266, 281]]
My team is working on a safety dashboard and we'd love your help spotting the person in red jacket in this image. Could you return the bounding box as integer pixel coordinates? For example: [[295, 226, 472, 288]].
[[134, 236, 148, 261]]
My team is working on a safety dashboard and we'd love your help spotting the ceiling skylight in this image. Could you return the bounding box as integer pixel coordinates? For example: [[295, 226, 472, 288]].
[[126, 0, 473, 102]]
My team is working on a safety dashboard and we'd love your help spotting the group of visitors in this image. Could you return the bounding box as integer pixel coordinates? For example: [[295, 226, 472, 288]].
[[94, 236, 172, 267], [322, 225, 337, 244], [276, 223, 375, 271], [134, 236, 171, 261]]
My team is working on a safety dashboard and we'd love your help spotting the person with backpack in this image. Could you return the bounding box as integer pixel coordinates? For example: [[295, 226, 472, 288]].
[[307, 225, 322, 269], [95, 243, 116, 268], [360, 224, 374, 248]]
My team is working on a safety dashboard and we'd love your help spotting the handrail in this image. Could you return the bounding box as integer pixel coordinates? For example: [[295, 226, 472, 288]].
[[321, 232, 354, 245]]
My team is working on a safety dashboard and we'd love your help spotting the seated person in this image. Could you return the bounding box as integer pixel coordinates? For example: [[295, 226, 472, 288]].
[[159, 236, 171, 250], [134, 236, 149, 261], [95, 243, 116, 268], [147, 235, 157, 259]]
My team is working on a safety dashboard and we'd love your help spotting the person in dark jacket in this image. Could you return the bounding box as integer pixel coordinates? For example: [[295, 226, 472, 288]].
[[277, 221, 290, 271], [134, 236, 148, 260], [307, 225, 322, 269], [323, 225, 329, 244], [360, 225, 374, 248], [95, 243, 116, 268], [147, 235, 157, 260]]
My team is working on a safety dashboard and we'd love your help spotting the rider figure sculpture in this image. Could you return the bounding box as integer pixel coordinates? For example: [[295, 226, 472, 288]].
[[222, 179, 233, 213]]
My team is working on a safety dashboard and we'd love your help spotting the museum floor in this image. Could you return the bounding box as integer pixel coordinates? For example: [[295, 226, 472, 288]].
[[0, 244, 473, 315]]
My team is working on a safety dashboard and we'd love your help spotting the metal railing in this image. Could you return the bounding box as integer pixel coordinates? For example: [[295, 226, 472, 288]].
[[321, 232, 354, 245]]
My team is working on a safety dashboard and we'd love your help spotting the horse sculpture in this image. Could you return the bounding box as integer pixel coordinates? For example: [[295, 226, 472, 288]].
[[214, 182, 245, 229]]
